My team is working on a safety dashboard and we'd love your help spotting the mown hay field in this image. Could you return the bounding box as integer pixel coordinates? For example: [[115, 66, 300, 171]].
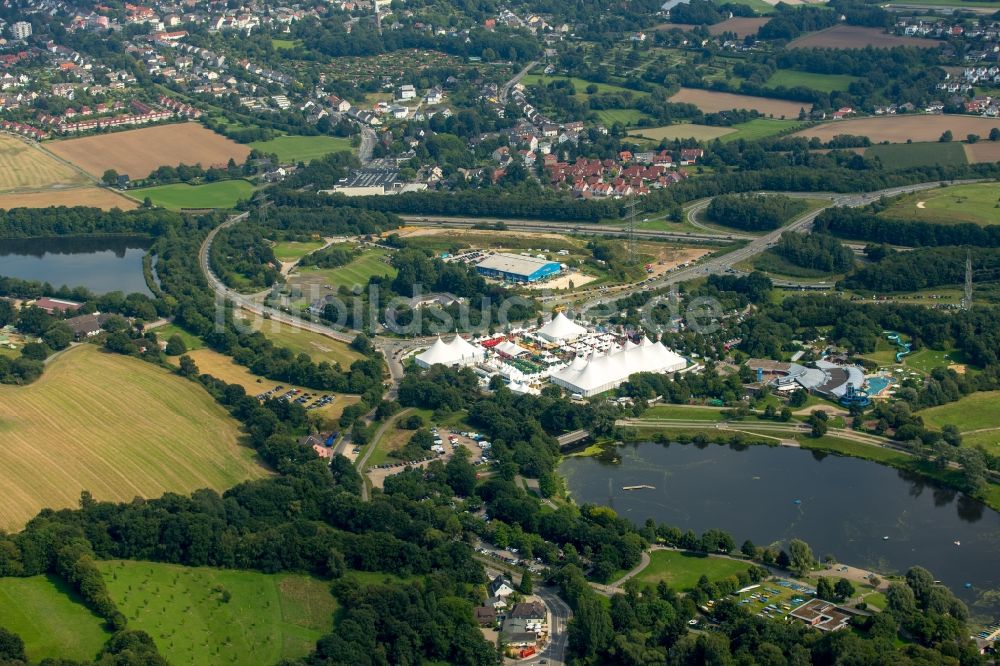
[[47, 123, 251, 179], [791, 115, 1000, 144], [0, 345, 266, 530], [788, 25, 943, 49], [0, 186, 138, 210], [0, 133, 89, 192], [668, 88, 804, 118]]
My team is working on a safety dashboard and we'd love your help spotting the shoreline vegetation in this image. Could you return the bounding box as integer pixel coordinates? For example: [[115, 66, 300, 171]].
[[565, 425, 1000, 513]]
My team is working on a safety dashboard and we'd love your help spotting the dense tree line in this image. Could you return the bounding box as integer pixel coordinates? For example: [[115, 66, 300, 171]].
[[775, 232, 855, 272], [841, 246, 1000, 292], [298, 244, 356, 269], [706, 193, 809, 231], [815, 204, 1000, 247], [0, 206, 181, 237]]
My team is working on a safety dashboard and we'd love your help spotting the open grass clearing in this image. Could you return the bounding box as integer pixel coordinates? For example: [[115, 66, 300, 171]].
[[249, 135, 353, 163], [521, 74, 644, 101], [135, 179, 255, 210], [0, 574, 110, 662], [0, 345, 264, 531], [47, 123, 250, 180], [904, 347, 967, 373], [0, 186, 137, 211], [271, 239, 327, 262], [287, 248, 396, 294], [167, 348, 361, 428], [865, 142, 968, 169], [765, 70, 858, 93], [0, 133, 89, 193], [238, 315, 365, 367], [635, 550, 755, 591], [99, 560, 336, 666], [642, 405, 729, 421], [629, 124, 736, 142], [721, 118, 806, 143], [595, 109, 652, 126], [668, 88, 804, 118], [152, 322, 205, 351], [920, 391, 1000, 455], [878, 182, 1000, 226]]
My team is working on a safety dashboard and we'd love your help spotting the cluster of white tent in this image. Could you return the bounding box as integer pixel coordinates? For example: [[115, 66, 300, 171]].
[[414, 335, 485, 369], [550, 337, 686, 397], [536, 312, 587, 343]]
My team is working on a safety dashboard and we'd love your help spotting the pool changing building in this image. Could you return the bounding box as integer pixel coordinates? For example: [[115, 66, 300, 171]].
[[475, 253, 562, 283]]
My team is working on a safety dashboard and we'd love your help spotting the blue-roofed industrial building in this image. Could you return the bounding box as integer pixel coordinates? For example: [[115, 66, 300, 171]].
[[475, 253, 562, 283]]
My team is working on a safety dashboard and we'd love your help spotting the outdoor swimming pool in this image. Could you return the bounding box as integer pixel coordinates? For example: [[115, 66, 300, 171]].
[[866, 376, 891, 396]]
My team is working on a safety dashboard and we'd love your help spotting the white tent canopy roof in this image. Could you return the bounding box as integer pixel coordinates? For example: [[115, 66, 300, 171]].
[[537, 312, 587, 342], [415, 335, 484, 368], [551, 341, 686, 396]]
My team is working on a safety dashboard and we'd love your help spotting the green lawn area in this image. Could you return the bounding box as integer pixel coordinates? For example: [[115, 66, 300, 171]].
[[272, 239, 327, 262], [137, 180, 255, 210], [878, 182, 1000, 226], [642, 404, 728, 421], [766, 70, 858, 94], [920, 391, 1000, 455], [904, 347, 965, 373], [271, 38, 300, 50], [797, 435, 912, 466], [865, 142, 968, 170], [0, 575, 110, 662], [721, 118, 807, 143], [521, 74, 643, 100], [636, 550, 754, 592], [629, 124, 736, 142], [595, 109, 653, 126], [98, 560, 336, 666], [239, 318, 364, 367], [151, 322, 204, 351], [249, 135, 353, 163], [716, 0, 775, 13], [291, 249, 396, 293], [365, 407, 433, 467]]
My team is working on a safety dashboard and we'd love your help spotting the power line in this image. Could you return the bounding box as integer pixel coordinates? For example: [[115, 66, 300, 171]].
[[965, 250, 973, 311]]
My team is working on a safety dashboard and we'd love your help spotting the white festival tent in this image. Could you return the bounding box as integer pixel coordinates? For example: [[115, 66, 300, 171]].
[[414, 335, 485, 368], [536, 312, 587, 342], [550, 337, 686, 396]]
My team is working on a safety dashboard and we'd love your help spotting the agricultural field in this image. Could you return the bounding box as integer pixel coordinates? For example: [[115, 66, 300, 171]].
[[271, 239, 327, 262], [765, 70, 858, 94], [964, 140, 1000, 164], [792, 115, 1000, 144], [721, 118, 806, 142], [635, 550, 754, 591], [920, 391, 1000, 455], [249, 135, 353, 163], [595, 109, 652, 127], [99, 560, 336, 666], [0, 575, 110, 662], [287, 248, 396, 295], [0, 345, 265, 531], [0, 133, 89, 192], [668, 88, 804, 118], [47, 123, 251, 179], [864, 142, 968, 169], [135, 180, 255, 210], [878, 182, 1000, 226], [707, 17, 770, 37], [886, 0, 1000, 8], [788, 25, 943, 49], [169, 348, 361, 426], [629, 124, 736, 142], [0, 186, 138, 211]]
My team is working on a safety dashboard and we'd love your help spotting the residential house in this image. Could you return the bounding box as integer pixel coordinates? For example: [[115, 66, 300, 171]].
[[64, 313, 111, 339], [488, 574, 516, 598], [474, 606, 497, 626]]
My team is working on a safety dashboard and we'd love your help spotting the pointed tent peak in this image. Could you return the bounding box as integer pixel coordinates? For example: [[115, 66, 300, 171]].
[[641, 336, 654, 347], [624, 339, 638, 350]]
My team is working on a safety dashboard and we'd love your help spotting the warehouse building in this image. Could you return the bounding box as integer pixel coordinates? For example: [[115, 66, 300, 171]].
[[476, 253, 562, 283]]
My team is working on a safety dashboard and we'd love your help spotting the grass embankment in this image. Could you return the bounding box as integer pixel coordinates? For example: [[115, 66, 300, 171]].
[[0, 575, 110, 662], [635, 550, 755, 591], [98, 560, 336, 666], [920, 391, 1000, 456], [0, 345, 265, 530], [135, 180, 255, 210], [642, 405, 728, 421], [878, 182, 1000, 226], [271, 239, 327, 262]]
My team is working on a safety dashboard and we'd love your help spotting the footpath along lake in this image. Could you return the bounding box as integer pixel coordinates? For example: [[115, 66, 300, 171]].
[[561, 441, 1000, 615], [0, 236, 152, 296]]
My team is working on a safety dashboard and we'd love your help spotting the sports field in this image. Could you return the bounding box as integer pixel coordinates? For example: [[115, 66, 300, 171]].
[[289, 248, 396, 293], [170, 348, 361, 425], [920, 391, 1000, 455], [668, 88, 803, 118], [879, 182, 1000, 226], [249, 135, 353, 163], [865, 142, 968, 169], [0, 575, 110, 662], [0, 133, 89, 192], [135, 180, 255, 210], [788, 25, 942, 49], [766, 70, 857, 93], [47, 123, 251, 179], [0, 345, 265, 530], [0, 186, 138, 211], [99, 560, 336, 666], [635, 550, 754, 591], [792, 115, 1000, 144], [272, 239, 326, 262]]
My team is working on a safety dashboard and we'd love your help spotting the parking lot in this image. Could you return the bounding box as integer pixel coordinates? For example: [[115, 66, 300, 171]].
[[365, 427, 490, 489]]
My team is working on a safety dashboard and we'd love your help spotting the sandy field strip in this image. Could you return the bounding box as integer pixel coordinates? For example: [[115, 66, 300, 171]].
[[791, 114, 1000, 144], [0, 187, 138, 210], [668, 87, 804, 117]]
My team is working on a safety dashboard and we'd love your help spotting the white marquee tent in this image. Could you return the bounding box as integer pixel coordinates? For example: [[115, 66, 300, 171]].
[[536, 312, 587, 343], [414, 335, 485, 368], [550, 337, 686, 396]]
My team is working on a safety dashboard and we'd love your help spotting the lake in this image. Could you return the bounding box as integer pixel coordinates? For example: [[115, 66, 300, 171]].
[[0, 236, 152, 296], [561, 441, 1000, 616]]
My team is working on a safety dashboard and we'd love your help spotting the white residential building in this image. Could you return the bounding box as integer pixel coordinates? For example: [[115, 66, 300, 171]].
[[11, 21, 31, 40]]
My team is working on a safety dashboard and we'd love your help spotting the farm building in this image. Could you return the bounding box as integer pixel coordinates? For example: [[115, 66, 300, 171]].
[[551, 337, 686, 397], [414, 335, 485, 369], [64, 313, 111, 339], [32, 297, 82, 314], [475, 253, 561, 283]]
